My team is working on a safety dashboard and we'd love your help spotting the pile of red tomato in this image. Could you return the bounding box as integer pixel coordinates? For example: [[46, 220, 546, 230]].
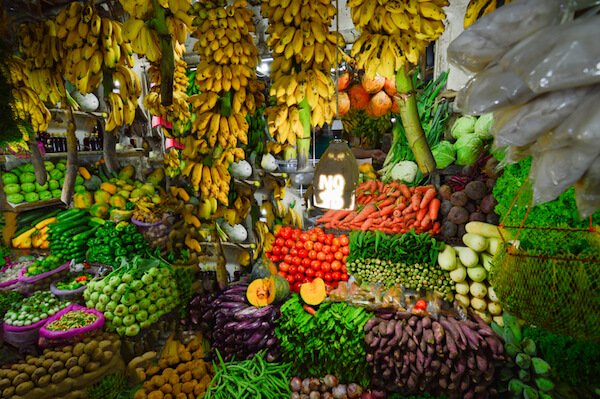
[[266, 226, 350, 292]]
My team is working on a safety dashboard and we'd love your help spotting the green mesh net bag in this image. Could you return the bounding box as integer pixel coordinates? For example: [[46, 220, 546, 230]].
[[490, 220, 600, 341]]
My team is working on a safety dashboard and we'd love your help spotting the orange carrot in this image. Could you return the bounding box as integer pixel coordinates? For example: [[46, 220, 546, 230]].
[[416, 207, 427, 222], [415, 185, 434, 194], [399, 184, 411, 199], [317, 209, 337, 223], [420, 188, 437, 210], [410, 194, 421, 211], [353, 204, 377, 223], [331, 209, 352, 222], [378, 198, 394, 207], [303, 304, 317, 315], [421, 215, 431, 228], [429, 198, 441, 221], [379, 204, 396, 217], [403, 212, 416, 221]]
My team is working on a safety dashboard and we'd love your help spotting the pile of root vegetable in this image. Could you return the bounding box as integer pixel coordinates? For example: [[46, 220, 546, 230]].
[[364, 310, 505, 399]]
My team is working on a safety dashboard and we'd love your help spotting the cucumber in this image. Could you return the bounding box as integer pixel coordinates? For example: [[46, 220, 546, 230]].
[[56, 208, 86, 222]]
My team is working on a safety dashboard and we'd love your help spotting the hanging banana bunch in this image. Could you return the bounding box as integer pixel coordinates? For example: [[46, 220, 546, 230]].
[[349, 0, 448, 80], [120, 0, 193, 124], [184, 0, 261, 206], [262, 0, 343, 145], [464, 0, 512, 28]]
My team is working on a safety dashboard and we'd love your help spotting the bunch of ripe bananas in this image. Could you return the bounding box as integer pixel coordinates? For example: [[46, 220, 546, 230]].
[[464, 0, 511, 28], [262, 0, 343, 144], [53, 2, 134, 95], [143, 42, 192, 135], [121, 0, 193, 62], [1, 57, 52, 134], [349, 0, 448, 79], [106, 65, 143, 131]]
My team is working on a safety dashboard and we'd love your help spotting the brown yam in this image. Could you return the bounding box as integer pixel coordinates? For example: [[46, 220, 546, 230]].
[[148, 390, 164, 399], [181, 382, 194, 394], [181, 371, 192, 383], [161, 383, 173, 394]]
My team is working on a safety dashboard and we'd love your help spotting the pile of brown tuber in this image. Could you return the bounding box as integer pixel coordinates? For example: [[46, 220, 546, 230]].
[[289, 375, 386, 399]]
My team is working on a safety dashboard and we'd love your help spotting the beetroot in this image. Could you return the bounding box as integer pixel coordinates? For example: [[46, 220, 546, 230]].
[[464, 181, 487, 200], [448, 206, 469, 225], [480, 194, 498, 214], [450, 191, 468, 207]]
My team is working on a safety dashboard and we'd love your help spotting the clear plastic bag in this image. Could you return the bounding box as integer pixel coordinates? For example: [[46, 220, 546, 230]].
[[492, 86, 593, 147], [530, 143, 600, 205], [501, 15, 600, 93], [575, 156, 600, 218], [455, 64, 536, 115], [448, 0, 566, 73]]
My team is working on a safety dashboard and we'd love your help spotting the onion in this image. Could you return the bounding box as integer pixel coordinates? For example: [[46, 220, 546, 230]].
[[302, 378, 311, 394], [322, 393, 334, 399], [347, 383, 363, 399], [332, 384, 348, 399], [361, 393, 374, 399], [310, 392, 322, 399], [290, 377, 302, 392], [309, 378, 321, 391], [371, 390, 386, 399], [323, 374, 338, 388], [291, 393, 301, 399]]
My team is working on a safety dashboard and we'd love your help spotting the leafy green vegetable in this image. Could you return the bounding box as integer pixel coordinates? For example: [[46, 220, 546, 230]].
[[450, 115, 476, 140], [474, 113, 494, 140], [524, 326, 600, 390], [0, 291, 24, 319], [276, 295, 372, 386], [431, 141, 456, 169], [455, 135, 484, 166]]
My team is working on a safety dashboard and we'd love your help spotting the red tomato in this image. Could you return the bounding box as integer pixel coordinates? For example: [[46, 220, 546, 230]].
[[327, 233, 335, 240], [317, 234, 326, 244], [280, 246, 289, 255], [302, 277, 310, 284], [324, 237, 332, 246], [298, 249, 308, 258], [331, 260, 342, 271], [292, 230, 301, 241], [325, 253, 334, 263], [341, 273, 349, 281], [286, 275, 295, 284], [317, 252, 326, 261], [284, 254, 293, 264], [281, 228, 291, 239], [308, 250, 317, 260], [334, 251, 344, 261], [298, 266, 306, 274], [331, 271, 341, 281], [341, 264, 347, 273], [330, 245, 339, 253], [321, 262, 331, 272], [292, 256, 302, 266], [275, 237, 285, 246], [293, 282, 303, 292], [342, 246, 349, 256], [343, 255, 348, 263], [305, 268, 315, 277], [339, 235, 349, 246], [279, 262, 290, 272], [302, 258, 311, 268], [285, 239, 295, 249], [322, 245, 330, 254], [414, 299, 428, 311], [271, 255, 281, 262], [310, 260, 321, 270], [272, 246, 281, 255], [293, 241, 302, 249], [288, 265, 298, 275], [309, 233, 318, 242], [323, 272, 333, 282], [278, 271, 287, 278], [304, 241, 314, 251], [290, 248, 298, 256], [313, 227, 324, 235], [313, 242, 323, 252], [294, 273, 304, 282], [299, 233, 309, 242], [315, 271, 324, 279], [332, 237, 340, 247]]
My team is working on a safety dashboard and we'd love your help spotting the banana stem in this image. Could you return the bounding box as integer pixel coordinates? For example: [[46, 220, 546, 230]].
[[395, 67, 436, 174], [61, 106, 78, 205], [103, 125, 119, 174], [151, 0, 174, 107], [297, 99, 311, 170], [29, 140, 47, 186]]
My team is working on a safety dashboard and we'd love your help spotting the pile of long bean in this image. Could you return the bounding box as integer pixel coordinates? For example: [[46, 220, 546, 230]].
[[204, 351, 292, 399]]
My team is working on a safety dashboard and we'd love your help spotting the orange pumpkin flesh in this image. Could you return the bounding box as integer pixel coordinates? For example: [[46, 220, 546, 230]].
[[300, 277, 327, 306], [349, 84, 370, 110], [362, 74, 386, 94], [247, 278, 276, 307]]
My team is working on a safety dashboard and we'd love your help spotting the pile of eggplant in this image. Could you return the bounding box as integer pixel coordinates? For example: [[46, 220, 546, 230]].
[[364, 310, 505, 399], [206, 282, 281, 362]]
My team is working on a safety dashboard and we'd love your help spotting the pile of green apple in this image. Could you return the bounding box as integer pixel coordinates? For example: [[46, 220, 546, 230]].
[[83, 263, 179, 337]]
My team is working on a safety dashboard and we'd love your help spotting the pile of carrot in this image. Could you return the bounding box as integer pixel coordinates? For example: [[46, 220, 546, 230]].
[[317, 180, 441, 235]]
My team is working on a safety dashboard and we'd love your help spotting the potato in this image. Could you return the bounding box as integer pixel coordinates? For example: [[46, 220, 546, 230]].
[[98, 340, 113, 352], [61, 345, 73, 353], [161, 383, 173, 394], [42, 359, 54, 369], [68, 366, 84, 378], [181, 371, 192, 383], [78, 354, 90, 368], [85, 341, 99, 356], [3, 386, 15, 398], [48, 360, 65, 374], [5, 370, 18, 380], [37, 374, 51, 387], [65, 357, 79, 369], [12, 372, 30, 386], [31, 367, 47, 382], [51, 369, 68, 384], [59, 352, 72, 363], [73, 343, 86, 357], [16, 381, 34, 395], [91, 348, 103, 362], [0, 378, 10, 390], [85, 362, 100, 373], [181, 382, 194, 394]]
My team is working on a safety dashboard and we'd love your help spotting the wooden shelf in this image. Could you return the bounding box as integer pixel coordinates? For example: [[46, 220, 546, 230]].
[[3, 198, 65, 213]]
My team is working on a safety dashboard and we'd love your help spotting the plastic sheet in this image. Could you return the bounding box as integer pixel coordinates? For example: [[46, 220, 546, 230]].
[[492, 86, 593, 147], [575, 156, 600, 218], [501, 15, 600, 93], [455, 64, 536, 115], [448, 0, 566, 73]]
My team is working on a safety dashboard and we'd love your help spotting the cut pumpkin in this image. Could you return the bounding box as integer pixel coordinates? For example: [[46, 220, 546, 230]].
[[247, 278, 276, 308], [300, 277, 327, 306], [250, 257, 277, 281]]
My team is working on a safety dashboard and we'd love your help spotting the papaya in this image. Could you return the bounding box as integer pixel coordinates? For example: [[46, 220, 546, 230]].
[[147, 168, 165, 186], [110, 209, 133, 222], [94, 190, 111, 204], [100, 182, 118, 195], [109, 194, 127, 209], [140, 183, 155, 196], [118, 190, 131, 199], [78, 167, 92, 180], [118, 165, 135, 180], [130, 189, 144, 199], [89, 203, 109, 218], [73, 191, 93, 209]]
